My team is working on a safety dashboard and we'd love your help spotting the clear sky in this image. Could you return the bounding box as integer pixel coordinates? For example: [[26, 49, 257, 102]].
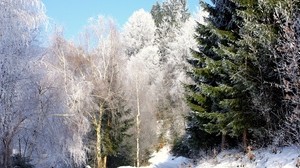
[[42, 0, 201, 39]]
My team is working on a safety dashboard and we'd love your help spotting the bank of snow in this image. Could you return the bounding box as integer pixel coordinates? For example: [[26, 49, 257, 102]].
[[119, 145, 300, 168]]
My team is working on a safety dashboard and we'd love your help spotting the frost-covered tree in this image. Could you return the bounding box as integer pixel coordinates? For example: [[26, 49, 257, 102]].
[[151, 0, 190, 28], [41, 33, 91, 167], [149, 0, 195, 144], [81, 17, 133, 168], [271, 0, 300, 146], [122, 9, 156, 57], [230, 0, 289, 146], [122, 9, 161, 166], [0, 0, 47, 167], [43, 17, 133, 168], [156, 16, 198, 143], [151, 0, 190, 61], [124, 46, 160, 166]]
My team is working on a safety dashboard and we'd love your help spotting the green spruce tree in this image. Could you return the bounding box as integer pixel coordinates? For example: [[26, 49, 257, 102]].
[[185, 0, 264, 151]]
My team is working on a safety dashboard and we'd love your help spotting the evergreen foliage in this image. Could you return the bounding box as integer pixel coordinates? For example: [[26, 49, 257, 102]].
[[3, 0, 300, 167], [182, 0, 300, 155], [231, 0, 287, 141], [185, 0, 249, 151], [183, 0, 287, 154], [151, 0, 190, 61], [151, 0, 190, 27]]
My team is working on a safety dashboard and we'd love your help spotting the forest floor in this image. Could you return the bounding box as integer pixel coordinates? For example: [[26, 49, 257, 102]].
[[119, 145, 300, 168]]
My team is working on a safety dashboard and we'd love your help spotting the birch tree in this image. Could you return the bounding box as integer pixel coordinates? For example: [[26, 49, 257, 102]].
[[82, 17, 130, 168], [56, 17, 132, 168], [124, 46, 160, 166], [122, 9, 161, 166]]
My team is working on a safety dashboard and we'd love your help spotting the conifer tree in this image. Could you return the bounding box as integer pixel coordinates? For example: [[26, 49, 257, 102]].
[[151, 2, 163, 27], [151, 0, 190, 28], [231, 0, 287, 141], [185, 0, 262, 151], [186, 0, 239, 150], [236, 0, 300, 145], [273, 0, 300, 145], [151, 0, 190, 61]]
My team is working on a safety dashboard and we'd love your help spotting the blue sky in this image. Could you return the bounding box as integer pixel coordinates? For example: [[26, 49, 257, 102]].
[[42, 0, 201, 39]]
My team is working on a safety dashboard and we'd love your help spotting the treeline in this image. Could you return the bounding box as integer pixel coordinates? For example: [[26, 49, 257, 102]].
[[0, 0, 201, 168], [174, 0, 300, 158], [1, 0, 299, 167]]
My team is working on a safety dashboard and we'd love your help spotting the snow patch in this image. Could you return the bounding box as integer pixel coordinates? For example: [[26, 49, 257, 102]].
[[118, 146, 192, 168], [148, 146, 192, 168], [196, 146, 300, 168], [119, 145, 300, 168]]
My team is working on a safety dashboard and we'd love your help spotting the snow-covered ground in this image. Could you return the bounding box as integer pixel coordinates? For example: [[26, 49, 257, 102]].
[[196, 146, 300, 168], [119, 146, 192, 168], [119, 145, 300, 168]]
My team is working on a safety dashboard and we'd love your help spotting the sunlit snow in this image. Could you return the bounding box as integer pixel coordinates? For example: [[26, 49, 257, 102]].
[[119, 145, 300, 168]]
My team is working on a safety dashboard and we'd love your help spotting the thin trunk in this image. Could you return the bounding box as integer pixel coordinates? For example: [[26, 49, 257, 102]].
[[135, 78, 140, 167], [101, 119, 110, 168], [2, 136, 12, 168], [243, 129, 248, 151], [221, 133, 226, 151], [1, 117, 25, 168], [96, 105, 103, 168], [96, 124, 101, 168], [103, 156, 107, 168]]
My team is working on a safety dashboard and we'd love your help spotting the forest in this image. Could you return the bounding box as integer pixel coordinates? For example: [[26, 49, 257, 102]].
[[0, 0, 299, 168]]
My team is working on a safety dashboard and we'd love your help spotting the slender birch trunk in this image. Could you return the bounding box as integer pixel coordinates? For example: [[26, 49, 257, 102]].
[[135, 77, 140, 167], [95, 105, 104, 168]]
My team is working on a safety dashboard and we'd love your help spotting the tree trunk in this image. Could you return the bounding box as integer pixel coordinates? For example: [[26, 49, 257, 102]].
[[103, 156, 107, 168], [96, 124, 101, 168], [135, 78, 140, 167], [221, 133, 226, 151], [95, 105, 104, 168], [2, 136, 12, 168], [243, 129, 248, 151]]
